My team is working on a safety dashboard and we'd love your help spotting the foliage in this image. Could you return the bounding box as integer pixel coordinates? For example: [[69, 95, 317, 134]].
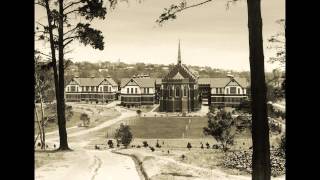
[[268, 19, 285, 67], [279, 134, 285, 154], [136, 109, 142, 116], [156, 140, 161, 148], [142, 141, 148, 147], [107, 139, 114, 148], [149, 146, 155, 152], [80, 113, 90, 126], [114, 123, 133, 148], [187, 142, 192, 150], [203, 110, 236, 151]]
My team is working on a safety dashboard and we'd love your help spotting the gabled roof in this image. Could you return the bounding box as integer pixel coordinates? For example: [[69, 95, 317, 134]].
[[72, 77, 117, 87], [164, 64, 199, 81], [198, 77, 249, 88], [121, 78, 155, 88]]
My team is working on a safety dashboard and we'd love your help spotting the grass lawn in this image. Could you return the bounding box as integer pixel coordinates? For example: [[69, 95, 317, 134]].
[[34, 112, 82, 135], [127, 117, 209, 139], [35, 151, 66, 169]]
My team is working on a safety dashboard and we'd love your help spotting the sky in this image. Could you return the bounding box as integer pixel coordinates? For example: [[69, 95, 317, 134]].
[[35, 0, 285, 72]]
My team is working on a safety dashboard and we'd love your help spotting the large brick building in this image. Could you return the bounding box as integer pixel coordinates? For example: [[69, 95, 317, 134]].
[[65, 76, 118, 102], [120, 75, 156, 107], [159, 41, 201, 112]]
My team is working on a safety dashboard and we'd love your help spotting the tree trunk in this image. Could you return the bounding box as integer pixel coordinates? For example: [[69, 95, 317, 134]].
[[35, 105, 43, 148], [39, 91, 46, 150], [57, 0, 70, 150], [247, 0, 271, 179], [44, 0, 63, 148]]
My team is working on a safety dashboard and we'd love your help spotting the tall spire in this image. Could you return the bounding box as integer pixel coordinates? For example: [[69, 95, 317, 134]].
[[178, 39, 181, 64]]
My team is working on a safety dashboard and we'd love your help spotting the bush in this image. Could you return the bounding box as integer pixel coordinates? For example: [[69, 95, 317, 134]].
[[149, 146, 155, 152], [187, 142, 192, 150], [181, 154, 186, 160], [212, 144, 219, 149], [143, 141, 149, 148], [201, 144, 204, 149], [137, 145, 141, 148], [206, 142, 210, 149], [107, 140, 114, 148], [203, 110, 236, 152], [114, 123, 133, 148], [136, 110, 142, 116], [156, 140, 161, 148]]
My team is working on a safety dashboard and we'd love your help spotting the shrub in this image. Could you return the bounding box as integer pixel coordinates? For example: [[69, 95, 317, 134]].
[[187, 142, 192, 150], [212, 144, 219, 149], [107, 140, 114, 148], [206, 142, 210, 149], [150, 146, 155, 152], [181, 154, 186, 160], [114, 123, 133, 148], [201, 144, 204, 149], [143, 141, 149, 148], [203, 110, 236, 152], [137, 145, 141, 148], [156, 140, 161, 148], [136, 110, 142, 116]]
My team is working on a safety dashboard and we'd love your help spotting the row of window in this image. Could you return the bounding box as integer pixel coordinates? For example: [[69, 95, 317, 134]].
[[121, 97, 154, 102], [214, 87, 245, 94], [66, 94, 115, 99], [212, 97, 243, 103], [67, 86, 113, 92], [164, 87, 187, 97], [126, 87, 150, 94]]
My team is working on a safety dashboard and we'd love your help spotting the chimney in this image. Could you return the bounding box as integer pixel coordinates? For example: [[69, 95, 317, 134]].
[[227, 72, 234, 79]]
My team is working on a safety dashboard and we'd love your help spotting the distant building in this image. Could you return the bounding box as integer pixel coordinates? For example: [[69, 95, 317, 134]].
[[198, 76, 249, 107], [159, 41, 201, 112], [98, 68, 109, 72], [120, 75, 156, 107], [65, 76, 118, 102]]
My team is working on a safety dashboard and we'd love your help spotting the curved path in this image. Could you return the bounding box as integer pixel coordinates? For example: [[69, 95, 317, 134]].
[[35, 102, 141, 180]]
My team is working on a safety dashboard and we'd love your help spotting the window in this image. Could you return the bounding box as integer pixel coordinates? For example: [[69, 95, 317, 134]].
[[216, 88, 219, 94], [226, 88, 229, 94], [76, 87, 78, 92], [109, 87, 112, 92], [175, 87, 180, 97], [168, 86, 171, 97], [127, 88, 129, 94], [103, 86, 108, 92], [238, 88, 240, 94], [131, 88, 133, 94], [147, 88, 149, 94], [219, 88, 222, 94], [230, 87, 236, 94], [135, 88, 137, 94], [67, 87, 69, 92], [99, 87, 102, 92], [183, 86, 187, 96], [86, 86, 89, 92]]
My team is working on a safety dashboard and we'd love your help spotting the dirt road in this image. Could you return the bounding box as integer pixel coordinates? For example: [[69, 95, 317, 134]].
[[35, 102, 142, 180]]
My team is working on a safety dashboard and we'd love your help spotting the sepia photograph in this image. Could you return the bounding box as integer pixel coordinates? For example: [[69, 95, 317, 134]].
[[34, 0, 285, 179]]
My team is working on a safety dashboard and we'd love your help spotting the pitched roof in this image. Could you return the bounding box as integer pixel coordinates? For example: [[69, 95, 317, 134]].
[[72, 77, 117, 87], [198, 77, 249, 88], [121, 78, 155, 88], [164, 64, 199, 81]]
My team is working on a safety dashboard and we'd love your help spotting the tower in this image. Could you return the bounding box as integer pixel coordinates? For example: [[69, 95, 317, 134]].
[[178, 40, 181, 64]]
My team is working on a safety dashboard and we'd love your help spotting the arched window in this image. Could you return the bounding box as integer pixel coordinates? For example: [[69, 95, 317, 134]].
[[238, 88, 240, 94], [183, 86, 187, 96], [176, 87, 180, 97]]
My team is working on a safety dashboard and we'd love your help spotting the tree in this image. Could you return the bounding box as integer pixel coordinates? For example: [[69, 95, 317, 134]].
[[267, 19, 285, 67], [136, 109, 142, 117], [35, 0, 107, 150], [187, 142, 192, 150], [204, 110, 235, 152], [156, 0, 272, 178], [80, 113, 90, 126], [114, 123, 133, 148]]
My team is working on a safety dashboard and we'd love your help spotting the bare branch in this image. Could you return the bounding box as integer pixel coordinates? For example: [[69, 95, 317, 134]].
[[64, 26, 79, 36], [64, 39, 74, 47], [65, 9, 80, 16], [63, 35, 81, 42], [176, 0, 213, 13], [63, 0, 83, 11]]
